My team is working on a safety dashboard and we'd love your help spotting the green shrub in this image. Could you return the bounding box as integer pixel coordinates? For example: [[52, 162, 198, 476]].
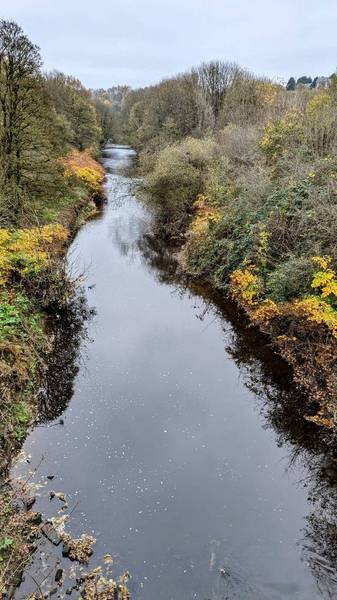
[[0, 293, 41, 341], [145, 137, 218, 238], [0, 538, 13, 552], [265, 256, 315, 302]]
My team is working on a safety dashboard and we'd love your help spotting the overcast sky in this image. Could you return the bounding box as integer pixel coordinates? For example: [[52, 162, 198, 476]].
[[1, 0, 336, 89]]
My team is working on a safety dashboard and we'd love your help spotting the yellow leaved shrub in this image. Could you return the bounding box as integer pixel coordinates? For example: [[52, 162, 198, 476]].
[[62, 149, 105, 196], [189, 195, 222, 234], [230, 256, 337, 339], [311, 255, 337, 300], [260, 111, 303, 162], [0, 224, 69, 286], [230, 266, 262, 306]]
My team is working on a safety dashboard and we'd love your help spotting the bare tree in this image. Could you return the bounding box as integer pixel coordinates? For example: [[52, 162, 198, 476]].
[[195, 60, 241, 122]]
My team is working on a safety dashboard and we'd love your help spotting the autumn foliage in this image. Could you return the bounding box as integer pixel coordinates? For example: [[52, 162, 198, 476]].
[[229, 258, 337, 425], [135, 67, 337, 429], [190, 195, 222, 233], [0, 224, 69, 287], [62, 149, 105, 197]]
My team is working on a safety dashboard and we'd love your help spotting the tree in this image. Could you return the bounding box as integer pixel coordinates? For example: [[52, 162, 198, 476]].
[[286, 77, 296, 91], [219, 72, 274, 126], [71, 96, 100, 150], [297, 75, 312, 85], [0, 21, 70, 222], [45, 73, 101, 150], [195, 61, 240, 122], [93, 97, 115, 145], [0, 20, 44, 213], [119, 74, 200, 147]]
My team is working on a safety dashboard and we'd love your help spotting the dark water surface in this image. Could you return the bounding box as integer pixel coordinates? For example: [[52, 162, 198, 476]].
[[13, 146, 337, 599]]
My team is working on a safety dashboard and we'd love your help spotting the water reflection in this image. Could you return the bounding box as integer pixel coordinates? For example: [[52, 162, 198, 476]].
[[38, 294, 91, 422], [137, 233, 337, 598]]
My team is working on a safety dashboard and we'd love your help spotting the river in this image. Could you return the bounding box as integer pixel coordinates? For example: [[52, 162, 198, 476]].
[[13, 146, 337, 599]]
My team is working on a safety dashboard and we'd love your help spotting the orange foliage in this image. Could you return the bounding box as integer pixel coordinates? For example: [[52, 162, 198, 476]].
[[190, 195, 222, 234], [62, 149, 105, 196]]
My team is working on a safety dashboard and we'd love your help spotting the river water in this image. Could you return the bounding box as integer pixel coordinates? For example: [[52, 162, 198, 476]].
[[13, 146, 337, 599]]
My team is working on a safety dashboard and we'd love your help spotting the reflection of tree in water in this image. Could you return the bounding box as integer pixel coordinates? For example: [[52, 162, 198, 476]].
[[139, 233, 337, 598], [107, 181, 150, 260], [37, 292, 91, 422], [229, 335, 337, 598], [109, 212, 148, 260]]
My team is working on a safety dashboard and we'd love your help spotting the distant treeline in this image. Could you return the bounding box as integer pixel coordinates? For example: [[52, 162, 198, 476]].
[[286, 75, 334, 90], [103, 62, 290, 147]]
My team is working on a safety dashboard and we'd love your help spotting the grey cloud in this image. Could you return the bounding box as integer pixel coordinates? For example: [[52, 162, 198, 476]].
[[1, 0, 336, 88]]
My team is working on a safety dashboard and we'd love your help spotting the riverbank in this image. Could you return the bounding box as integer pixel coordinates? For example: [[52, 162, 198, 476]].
[[0, 150, 107, 597], [137, 131, 337, 431], [0, 150, 105, 474]]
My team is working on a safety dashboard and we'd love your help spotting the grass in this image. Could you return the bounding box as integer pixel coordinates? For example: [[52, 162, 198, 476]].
[[0, 289, 48, 469]]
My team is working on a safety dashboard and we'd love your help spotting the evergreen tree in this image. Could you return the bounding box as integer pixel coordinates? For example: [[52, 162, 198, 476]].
[[286, 77, 296, 91], [296, 76, 312, 85]]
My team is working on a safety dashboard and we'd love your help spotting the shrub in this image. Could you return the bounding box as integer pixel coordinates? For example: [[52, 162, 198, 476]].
[[289, 296, 337, 338], [189, 195, 222, 232], [306, 94, 337, 156], [145, 137, 218, 238], [311, 256, 337, 307], [62, 149, 105, 197], [217, 124, 261, 167], [265, 256, 315, 302], [230, 266, 262, 305], [0, 224, 69, 287], [260, 111, 304, 163]]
